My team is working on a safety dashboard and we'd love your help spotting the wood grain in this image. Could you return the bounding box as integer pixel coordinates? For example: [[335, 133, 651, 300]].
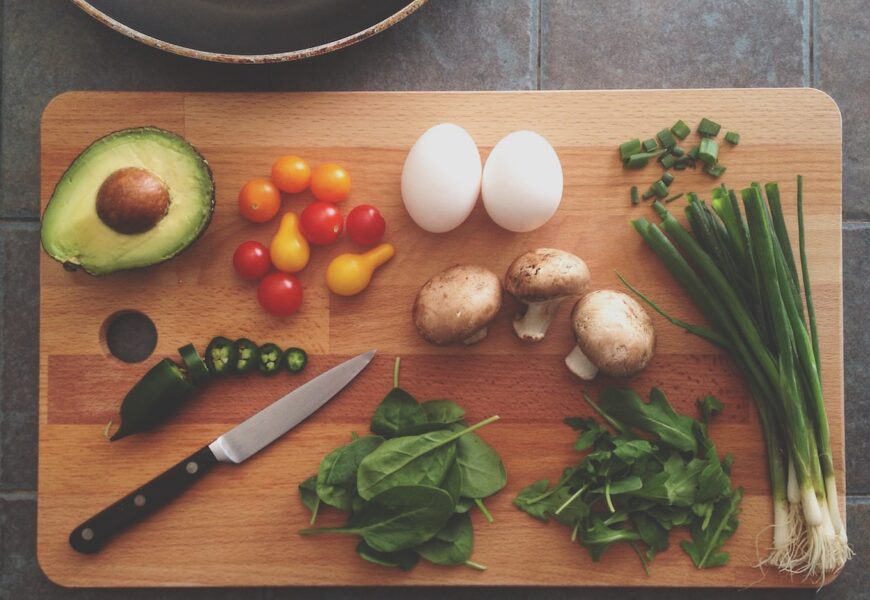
[[38, 90, 844, 587]]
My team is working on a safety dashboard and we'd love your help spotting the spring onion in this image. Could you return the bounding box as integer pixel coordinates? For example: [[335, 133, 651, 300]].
[[651, 180, 669, 199], [624, 178, 851, 579], [631, 186, 640, 205], [725, 131, 740, 145], [662, 172, 675, 186], [643, 138, 659, 152], [697, 117, 721, 137], [625, 149, 665, 169], [671, 119, 691, 140], [699, 138, 718, 165], [660, 153, 679, 169], [704, 164, 727, 178], [619, 139, 643, 160], [657, 128, 677, 149]]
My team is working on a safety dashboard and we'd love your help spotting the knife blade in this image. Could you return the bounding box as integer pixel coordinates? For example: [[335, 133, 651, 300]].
[[69, 349, 376, 554]]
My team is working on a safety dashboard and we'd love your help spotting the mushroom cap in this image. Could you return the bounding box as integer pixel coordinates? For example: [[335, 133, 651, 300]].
[[571, 289, 655, 377], [413, 265, 503, 345], [504, 248, 590, 303]]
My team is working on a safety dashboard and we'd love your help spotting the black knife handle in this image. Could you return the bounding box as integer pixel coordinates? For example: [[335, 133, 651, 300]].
[[69, 445, 218, 554]]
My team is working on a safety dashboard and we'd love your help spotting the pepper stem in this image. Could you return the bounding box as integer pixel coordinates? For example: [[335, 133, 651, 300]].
[[393, 356, 401, 388]]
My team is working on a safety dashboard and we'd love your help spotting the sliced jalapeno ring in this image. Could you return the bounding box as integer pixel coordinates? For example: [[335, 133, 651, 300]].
[[284, 347, 308, 374], [258, 342, 283, 375], [233, 338, 259, 374], [205, 336, 237, 375], [178, 343, 209, 384]]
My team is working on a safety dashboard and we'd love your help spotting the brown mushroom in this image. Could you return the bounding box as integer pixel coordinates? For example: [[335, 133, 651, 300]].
[[564, 289, 655, 380], [96, 167, 170, 234], [504, 248, 591, 341], [413, 265, 502, 345]]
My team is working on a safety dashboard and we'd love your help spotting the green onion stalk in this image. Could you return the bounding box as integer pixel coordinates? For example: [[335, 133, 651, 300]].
[[623, 177, 850, 578]]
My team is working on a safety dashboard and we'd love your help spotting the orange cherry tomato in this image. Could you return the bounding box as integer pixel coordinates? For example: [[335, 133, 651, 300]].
[[310, 163, 351, 203], [271, 155, 311, 194], [238, 178, 281, 223]]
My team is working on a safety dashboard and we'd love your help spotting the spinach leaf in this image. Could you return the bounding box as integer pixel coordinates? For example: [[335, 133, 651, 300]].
[[441, 461, 462, 505], [455, 432, 507, 499], [421, 400, 465, 426], [357, 417, 497, 500], [680, 488, 743, 568], [298, 475, 321, 525], [415, 512, 475, 567], [454, 498, 474, 514], [356, 541, 420, 571], [299, 485, 454, 552], [598, 387, 698, 454], [370, 388, 428, 438], [316, 435, 384, 510]]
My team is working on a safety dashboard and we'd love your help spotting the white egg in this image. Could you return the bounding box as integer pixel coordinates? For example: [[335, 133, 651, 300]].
[[401, 123, 482, 233], [481, 130, 563, 232]]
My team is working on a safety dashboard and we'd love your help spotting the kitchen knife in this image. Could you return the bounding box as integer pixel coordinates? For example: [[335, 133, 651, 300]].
[[69, 349, 376, 554]]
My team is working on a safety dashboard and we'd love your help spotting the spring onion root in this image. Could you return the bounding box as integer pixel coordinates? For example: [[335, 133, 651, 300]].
[[625, 177, 851, 579]]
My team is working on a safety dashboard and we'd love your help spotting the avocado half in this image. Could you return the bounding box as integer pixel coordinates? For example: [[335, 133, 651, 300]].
[[41, 127, 215, 276]]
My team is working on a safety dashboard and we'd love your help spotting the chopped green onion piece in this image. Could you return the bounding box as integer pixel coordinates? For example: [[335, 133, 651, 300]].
[[651, 180, 669, 199], [725, 131, 740, 145], [671, 120, 691, 139], [688, 145, 700, 159], [697, 117, 721, 137], [671, 146, 685, 157], [660, 153, 679, 169], [662, 172, 675, 186], [699, 137, 718, 165], [674, 162, 687, 171], [704, 164, 727, 177], [624, 150, 664, 169], [642, 188, 655, 200], [675, 156, 693, 168], [619, 139, 643, 160], [664, 193, 685, 204], [642, 138, 658, 152], [657, 128, 677, 149], [631, 186, 640, 205]]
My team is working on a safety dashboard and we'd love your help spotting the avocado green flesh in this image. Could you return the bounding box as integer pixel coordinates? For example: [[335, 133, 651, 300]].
[[41, 128, 214, 276]]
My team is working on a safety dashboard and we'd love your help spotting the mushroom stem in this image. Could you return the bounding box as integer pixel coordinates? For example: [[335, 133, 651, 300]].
[[564, 345, 599, 380], [462, 327, 489, 345], [513, 299, 563, 342]]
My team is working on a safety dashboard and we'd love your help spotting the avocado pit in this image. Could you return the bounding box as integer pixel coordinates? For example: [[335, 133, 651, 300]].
[[96, 167, 170, 234]]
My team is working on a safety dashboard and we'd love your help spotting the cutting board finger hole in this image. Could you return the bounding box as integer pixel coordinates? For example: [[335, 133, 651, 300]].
[[100, 310, 157, 363]]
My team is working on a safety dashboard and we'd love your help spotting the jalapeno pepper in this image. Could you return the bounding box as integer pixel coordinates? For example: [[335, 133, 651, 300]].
[[258, 343, 283, 375], [178, 343, 209, 384], [205, 336, 237, 375], [110, 359, 195, 441], [284, 347, 308, 374], [233, 338, 259, 373]]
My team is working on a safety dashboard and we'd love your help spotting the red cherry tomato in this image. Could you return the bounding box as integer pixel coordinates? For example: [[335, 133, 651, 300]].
[[346, 204, 386, 245], [300, 201, 344, 245], [257, 272, 303, 317], [232, 241, 271, 281]]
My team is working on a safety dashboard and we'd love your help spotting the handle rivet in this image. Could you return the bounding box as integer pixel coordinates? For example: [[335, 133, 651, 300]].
[[81, 528, 94, 541], [134, 494, 147, 507], [186, 461, 199, 474]]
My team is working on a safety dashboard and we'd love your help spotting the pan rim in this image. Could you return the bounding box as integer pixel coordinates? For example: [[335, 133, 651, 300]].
[[69, 0, 429, 64]]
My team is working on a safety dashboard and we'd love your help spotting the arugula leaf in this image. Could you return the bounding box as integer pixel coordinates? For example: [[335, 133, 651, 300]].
[[632, 512, 669, 560], [598, 387, 698, 454], [697, 395, 724, 423], [370, 388, 428, 437], [513, 480, 553, 522], [680, 488, 743, 568], [580, 516, 642, 562]]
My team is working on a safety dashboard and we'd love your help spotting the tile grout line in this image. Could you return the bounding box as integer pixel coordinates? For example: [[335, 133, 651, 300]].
[[535, 0, 542, 90], [804, 0, 812, 87], [810, 0, 819, 87], [0, 490, 36, 500]]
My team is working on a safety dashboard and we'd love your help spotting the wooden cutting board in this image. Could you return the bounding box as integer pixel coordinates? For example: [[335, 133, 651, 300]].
[[38, 90, 844, 587]]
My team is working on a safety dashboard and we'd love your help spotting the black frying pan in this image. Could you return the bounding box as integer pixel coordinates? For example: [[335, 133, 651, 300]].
[[71, 0, 428, 63]]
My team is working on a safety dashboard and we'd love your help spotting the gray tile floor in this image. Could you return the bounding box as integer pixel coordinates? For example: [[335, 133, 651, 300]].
[[1, 1, 867, 597]]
